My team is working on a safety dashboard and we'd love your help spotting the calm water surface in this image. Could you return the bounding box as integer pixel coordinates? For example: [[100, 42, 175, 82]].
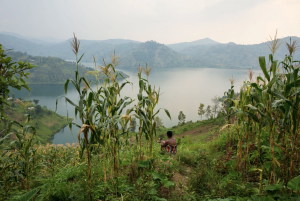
[[10, 65, 260, 144]]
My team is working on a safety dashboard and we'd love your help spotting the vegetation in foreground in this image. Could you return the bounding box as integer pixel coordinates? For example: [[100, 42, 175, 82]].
[[1, 32, 300, 201]]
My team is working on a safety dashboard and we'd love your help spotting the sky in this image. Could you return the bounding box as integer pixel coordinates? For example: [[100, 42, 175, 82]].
[[0, 0, 299, 44]]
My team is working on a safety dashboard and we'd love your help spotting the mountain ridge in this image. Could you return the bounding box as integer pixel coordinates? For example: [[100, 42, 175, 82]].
[[1, 33, 299, 69], [166, 38, 219, 52]]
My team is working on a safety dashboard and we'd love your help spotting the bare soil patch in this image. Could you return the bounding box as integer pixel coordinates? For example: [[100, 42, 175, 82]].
[[175, 123, 218, 139]]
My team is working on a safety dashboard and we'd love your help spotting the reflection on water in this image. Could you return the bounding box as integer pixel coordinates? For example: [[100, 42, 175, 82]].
[[10, 66, 260, 144]]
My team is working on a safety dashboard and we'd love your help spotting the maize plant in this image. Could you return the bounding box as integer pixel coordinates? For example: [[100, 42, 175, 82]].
[[223, 35, 300, 189]]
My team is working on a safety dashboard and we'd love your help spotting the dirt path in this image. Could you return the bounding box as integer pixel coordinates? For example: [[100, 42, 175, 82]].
[[170, 123, 221, 197], [175, 123, 219, 140]]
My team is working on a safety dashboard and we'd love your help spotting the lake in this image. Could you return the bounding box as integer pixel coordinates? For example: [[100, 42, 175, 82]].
[[10, 65, 261, 145]]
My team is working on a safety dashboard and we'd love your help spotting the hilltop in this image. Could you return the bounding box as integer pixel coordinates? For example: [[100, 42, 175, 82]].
[[117, 40, 211, 68], [166, 37, 219, 52]]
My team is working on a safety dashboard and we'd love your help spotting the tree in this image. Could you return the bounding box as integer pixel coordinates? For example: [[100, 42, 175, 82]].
[[154, 116, 164, 130], [205, 105, 212, 120], [178, 111, 186, 125], [211, 96, 221, 118], [33, 99, 39, 105], [198, 103, 205, 121], [35, 105, 42, 114], [129, 117, 137, 133], [0, 44, 35, 127]]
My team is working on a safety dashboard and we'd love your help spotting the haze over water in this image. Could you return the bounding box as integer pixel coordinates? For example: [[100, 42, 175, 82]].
[[10, 64, 260, 144]]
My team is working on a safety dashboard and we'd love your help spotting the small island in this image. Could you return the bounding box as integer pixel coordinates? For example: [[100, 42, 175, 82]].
[[0, 98, 72, 145]]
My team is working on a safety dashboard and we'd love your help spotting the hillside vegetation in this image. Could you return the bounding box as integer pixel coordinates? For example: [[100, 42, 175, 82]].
[[0, 99, 72, 144], [5, 51, 128, 84], [118, 41, 210, 68], [175, 36, 300, 69]]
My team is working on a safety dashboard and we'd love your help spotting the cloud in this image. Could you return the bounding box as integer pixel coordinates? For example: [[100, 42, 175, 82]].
[[0, 0, 299, 44]]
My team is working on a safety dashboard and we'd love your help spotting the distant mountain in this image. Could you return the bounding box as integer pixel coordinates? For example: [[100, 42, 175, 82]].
[[176, 36, 300, 69], [117, 40, 211, 68], [45, 40, 141, 63], [167, 38, 219, 52], [0, 31, 66, 45], [0, 34, 45, 54], [1, 33, 299, 69], [0, 34, 141, 62]]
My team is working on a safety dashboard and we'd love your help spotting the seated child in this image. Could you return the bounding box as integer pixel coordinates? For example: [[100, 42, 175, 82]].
[[158, 131, 177, 154]]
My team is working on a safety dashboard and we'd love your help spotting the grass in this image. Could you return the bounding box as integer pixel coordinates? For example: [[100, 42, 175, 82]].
[[2, 115, 298, 200]]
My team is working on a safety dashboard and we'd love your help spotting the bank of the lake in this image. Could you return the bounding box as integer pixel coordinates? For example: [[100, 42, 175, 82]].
[[1, 100, 72, 145]]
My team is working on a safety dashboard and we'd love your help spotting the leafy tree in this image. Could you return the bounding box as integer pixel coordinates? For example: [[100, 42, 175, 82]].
[[154, 116, 164, 130], [11, 102, 15, 110], [130, 117, 137, 133], [35, 105, 42, 114], [211, 95, 221, 118], [0, 44, 35, 128], [178, 111, 186, 125], [33, 99, 39, 105], [205, 105, 212, 120], [198, 103, 205, 121]]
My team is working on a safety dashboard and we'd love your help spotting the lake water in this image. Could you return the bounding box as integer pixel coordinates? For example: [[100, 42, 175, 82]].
[[10, 65, 261, 144]]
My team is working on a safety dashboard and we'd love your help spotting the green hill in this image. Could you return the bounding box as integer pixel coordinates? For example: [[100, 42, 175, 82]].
[[0, 33, 140, 63], [117, 40, 212, 68], [166, 37, 219, 52], [0, 99, 72, 144], [5, 51, 129, 85], [173, 36, 300, 69]]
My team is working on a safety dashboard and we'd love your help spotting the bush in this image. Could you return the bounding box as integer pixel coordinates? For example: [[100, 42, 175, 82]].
[[36, 105, 42, 114]]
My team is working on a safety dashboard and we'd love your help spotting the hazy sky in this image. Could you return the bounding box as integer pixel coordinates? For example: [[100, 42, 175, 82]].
[[0, 0, 299, 44]]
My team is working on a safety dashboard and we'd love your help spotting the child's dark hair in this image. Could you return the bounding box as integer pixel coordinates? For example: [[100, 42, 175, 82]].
[[167, 131, 173, 138]]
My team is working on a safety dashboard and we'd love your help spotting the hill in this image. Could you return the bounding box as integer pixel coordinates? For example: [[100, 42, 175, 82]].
[[1, 99, 72, 144], [0, 31, 65, 45], [166, 37, 219, 52], [0, 33, 140, 63], [174, 36, 300, 69], [5, 51, 129, 85], [1, 33, 300, 69], [117, 40, 212, 68]]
